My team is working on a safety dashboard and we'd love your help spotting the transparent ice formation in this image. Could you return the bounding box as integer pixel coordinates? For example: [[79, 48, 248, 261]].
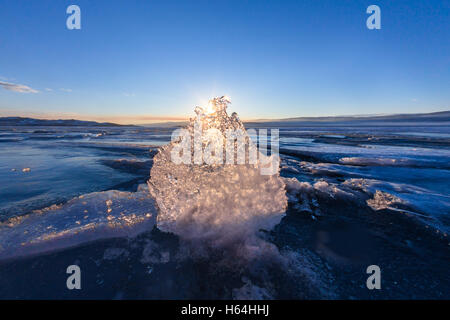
[[148, 96, 287, 244], [0, 188, 157, 260]]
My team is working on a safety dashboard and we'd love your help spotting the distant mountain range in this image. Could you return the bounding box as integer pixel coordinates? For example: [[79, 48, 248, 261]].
[[143, 110, 450, 127], [1, 111, 449, 127], [245, 110, 450, 126], [0, 117, 128, 127]]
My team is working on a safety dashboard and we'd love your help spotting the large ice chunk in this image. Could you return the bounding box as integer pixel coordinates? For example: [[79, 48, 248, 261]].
[[148, 97, 287, 244]]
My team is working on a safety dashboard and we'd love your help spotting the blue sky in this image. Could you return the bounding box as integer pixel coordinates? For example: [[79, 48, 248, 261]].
[[0, 0, 449, 123]]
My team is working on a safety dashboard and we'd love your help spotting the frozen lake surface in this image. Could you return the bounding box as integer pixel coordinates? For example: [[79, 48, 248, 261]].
[[0, 123, 449, 299]]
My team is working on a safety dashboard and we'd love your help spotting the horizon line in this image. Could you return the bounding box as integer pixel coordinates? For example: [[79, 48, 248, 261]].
[[1, 109, 449, 125]]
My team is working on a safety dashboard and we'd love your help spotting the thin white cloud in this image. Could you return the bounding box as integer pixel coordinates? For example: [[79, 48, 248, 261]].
[[0, 81, 38, 93], [45, 88, 53, 92], [60, 88, 73, 92]]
